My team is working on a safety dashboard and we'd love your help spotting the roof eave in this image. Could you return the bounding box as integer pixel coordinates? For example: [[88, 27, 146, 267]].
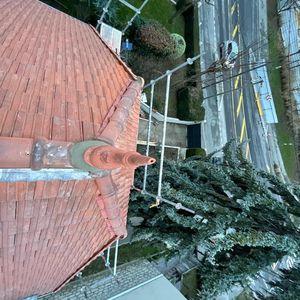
[[89, 25, 137, 80]]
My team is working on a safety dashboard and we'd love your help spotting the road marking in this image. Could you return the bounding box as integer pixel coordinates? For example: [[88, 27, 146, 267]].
[[236, 92, 243, 117], [232, 25, 238, 39], [234, 75, 240, 89], [240, 118, 246, 143], [255, 92, 263, 116], [246, 142, 250, 159], [231, 2, 236, 15]]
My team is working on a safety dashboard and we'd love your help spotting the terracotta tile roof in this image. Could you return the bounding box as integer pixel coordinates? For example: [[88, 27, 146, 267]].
[[0, 0, 134, 141], [0, 1, 153, 299]]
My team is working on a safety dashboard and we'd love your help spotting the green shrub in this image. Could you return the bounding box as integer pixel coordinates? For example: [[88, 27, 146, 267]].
[[186, 148, 206, 157], [170, 33, 186, 58], [177, 86, 205, 121], [135, 20, 177, 56]]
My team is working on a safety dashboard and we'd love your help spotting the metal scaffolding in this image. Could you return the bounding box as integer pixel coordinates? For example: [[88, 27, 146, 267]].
[[103, 240, 120, 276], [136, 54, 208, 223], [113, 240, 119, 276], [96, 0, 150, 34], [96, 0, 113, 30], [98, 240, 120, 277]]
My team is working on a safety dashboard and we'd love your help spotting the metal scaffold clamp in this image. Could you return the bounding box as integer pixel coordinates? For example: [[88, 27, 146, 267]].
[[175, 203, 183, 210], [150, 197, 160, 208]]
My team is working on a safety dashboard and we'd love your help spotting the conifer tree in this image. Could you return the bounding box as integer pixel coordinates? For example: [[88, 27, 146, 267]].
[[266, 264, 300, 299], [129, 141, 300, 298]]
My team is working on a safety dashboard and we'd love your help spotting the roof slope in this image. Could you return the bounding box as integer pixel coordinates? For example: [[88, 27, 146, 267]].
[[0, 1, 144, 299], [0, 0, 133, 141]]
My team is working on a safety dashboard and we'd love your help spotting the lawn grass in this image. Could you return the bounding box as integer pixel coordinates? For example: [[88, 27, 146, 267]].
[[115, 1, 203, 121], [181, 268, 198, 299], [267, 0, 298, 181], [114, 0, 186, 117], [82, 241, 166, 277], [114, 0, 184, 35]]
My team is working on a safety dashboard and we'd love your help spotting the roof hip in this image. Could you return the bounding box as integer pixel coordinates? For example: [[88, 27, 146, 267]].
[[95, 175, 127, 237], [98, 77, 144, 144]]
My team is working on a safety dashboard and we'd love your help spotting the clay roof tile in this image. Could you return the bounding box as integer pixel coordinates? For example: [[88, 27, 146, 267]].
[[0, 1, 153, 299]]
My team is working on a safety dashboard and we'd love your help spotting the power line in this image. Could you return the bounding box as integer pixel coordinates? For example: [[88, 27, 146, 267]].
[[136, 0, 300, 217], [201, 54, 300, 91], [169, 31, 279, 89], [278, 0, 300, 12]]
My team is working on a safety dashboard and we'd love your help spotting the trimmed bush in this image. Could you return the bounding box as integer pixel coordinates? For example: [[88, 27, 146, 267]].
[[186, 148, 206, 157], [170, 33, 186, 58], [135, 20, 177, 56], [177, 86, 205, 121]]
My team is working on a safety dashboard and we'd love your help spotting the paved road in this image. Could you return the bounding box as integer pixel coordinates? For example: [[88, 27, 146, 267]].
[[199, 1, 225, 154], [199, 0, 278, 173], [216, 0, 270, 170]]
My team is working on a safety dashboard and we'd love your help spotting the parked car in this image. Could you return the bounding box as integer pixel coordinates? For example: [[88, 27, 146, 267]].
[[219, 40, 238, 68]]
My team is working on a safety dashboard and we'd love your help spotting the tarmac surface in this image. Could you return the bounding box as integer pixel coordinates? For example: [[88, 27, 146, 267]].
[[199, 0, 287, 178]]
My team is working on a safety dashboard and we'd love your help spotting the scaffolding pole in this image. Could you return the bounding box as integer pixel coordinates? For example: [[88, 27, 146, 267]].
[[133, 186, 196, 214], [157, 72, 171, 199], [96, 0, 150, 34], [144, 55, 201, 89], [143, 82, 155, 192], [133, 186, 208, 224], [121, 0, 150, 34], [96, 0, 113, 30], [118, 0, 140, 12], [106, 247, 111, 267], [113, 240, 119, 276], [138, 51, 209, 223]]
